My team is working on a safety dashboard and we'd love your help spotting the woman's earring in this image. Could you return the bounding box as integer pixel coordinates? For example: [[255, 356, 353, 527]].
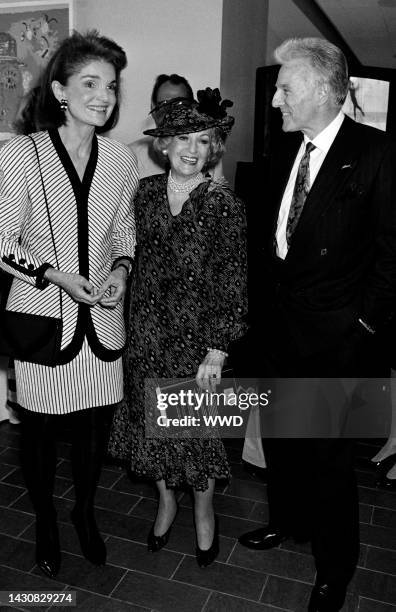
[[162, 150, 167, 156], [60, 99, 68, 112]]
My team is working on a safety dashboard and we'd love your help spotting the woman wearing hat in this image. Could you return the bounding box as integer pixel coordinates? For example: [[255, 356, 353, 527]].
[[109, 89, 247, 567]]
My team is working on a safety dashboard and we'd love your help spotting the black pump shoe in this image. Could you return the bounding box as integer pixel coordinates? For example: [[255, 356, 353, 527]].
[[196, 515, 219, 568], [147, 504, 178, 552], [147, 523, 173, 552], [71, 507, 106, 565], [36, 517, 61, 579], [373, 452, 396, 484]]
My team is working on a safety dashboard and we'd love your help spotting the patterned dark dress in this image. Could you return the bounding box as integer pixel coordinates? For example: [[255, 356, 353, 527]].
[[108, 174, 248, 491]]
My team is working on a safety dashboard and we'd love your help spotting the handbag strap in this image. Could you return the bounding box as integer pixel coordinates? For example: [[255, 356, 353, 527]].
[[28, 136, 63, 319]]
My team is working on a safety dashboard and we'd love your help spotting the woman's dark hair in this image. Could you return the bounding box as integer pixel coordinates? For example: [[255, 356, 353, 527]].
[[151, 73, 194, 108], [18, 30, 127, 135], [13, 86, 40, 135]]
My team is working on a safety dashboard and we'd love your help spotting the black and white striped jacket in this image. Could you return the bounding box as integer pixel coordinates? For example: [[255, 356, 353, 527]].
[[0, 129, 138, 364]]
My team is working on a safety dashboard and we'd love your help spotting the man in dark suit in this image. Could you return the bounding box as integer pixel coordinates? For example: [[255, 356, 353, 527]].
[[238, 38, 395, 611]]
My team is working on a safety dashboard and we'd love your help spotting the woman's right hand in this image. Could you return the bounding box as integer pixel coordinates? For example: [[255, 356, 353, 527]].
[[44, 268, 101, 305]]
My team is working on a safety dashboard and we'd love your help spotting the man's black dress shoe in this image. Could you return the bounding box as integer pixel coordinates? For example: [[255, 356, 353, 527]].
[[308, 582, 347, 611], [380, 476, 396, 490], [238, 526, 288, 550]]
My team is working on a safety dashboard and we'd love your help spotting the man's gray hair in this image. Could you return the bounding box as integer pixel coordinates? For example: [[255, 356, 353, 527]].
[[274, 37, 349, 106]]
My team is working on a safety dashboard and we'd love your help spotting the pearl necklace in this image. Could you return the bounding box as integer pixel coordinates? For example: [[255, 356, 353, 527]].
[[167, 170, 203, 193]]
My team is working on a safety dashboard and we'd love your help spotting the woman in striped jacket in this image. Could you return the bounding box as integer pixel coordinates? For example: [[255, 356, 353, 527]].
[[0, 31, 137, 578]]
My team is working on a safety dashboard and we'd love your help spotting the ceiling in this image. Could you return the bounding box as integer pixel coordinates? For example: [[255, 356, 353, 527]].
[[317, 0, 396, 69]]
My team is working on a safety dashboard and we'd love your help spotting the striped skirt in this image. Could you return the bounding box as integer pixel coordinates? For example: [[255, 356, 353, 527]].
[[15, 338, 123, 414]]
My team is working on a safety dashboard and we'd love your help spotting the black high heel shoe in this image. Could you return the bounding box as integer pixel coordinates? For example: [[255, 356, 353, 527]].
[[35, 516, 61, 579], [373, 452, 396, 486], [196, 515, 219, 568], [147, 504, 178, 552], [147, 523, 173, 552], [71, 507, 106, 565]]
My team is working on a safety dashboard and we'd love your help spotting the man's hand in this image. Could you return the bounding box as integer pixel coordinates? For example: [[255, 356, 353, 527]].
[[98, 267, 127, 309]]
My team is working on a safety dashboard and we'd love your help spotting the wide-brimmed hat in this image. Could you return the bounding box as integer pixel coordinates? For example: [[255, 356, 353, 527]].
[[143, 88, 234, 137]]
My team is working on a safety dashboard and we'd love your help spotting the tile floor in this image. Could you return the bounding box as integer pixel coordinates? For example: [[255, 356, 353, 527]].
[[0, 422, 395, 611]]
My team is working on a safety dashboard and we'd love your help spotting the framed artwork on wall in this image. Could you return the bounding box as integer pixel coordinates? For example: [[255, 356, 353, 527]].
[[341, 66, 396, 137], [0, 0, 73, 140]]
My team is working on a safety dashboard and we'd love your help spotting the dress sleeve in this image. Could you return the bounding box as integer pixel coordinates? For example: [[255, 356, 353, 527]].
[[111, 152, 139, 266], [206, 186, 248, 351], [0, 137, 52, 289]]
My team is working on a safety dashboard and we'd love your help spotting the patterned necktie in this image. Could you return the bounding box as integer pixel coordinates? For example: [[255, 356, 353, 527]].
[[286, 141, 316, 246]]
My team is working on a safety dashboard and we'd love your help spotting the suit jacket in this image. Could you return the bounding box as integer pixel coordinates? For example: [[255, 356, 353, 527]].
[[0, 130, 138, 364], [253, 115, 396, 356]]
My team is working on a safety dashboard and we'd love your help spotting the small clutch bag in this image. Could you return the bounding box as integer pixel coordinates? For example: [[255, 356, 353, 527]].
[[0, 310, 62, 367]]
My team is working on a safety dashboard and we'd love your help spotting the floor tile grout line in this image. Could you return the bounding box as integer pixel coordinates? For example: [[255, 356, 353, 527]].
[[108, 472, 126, 490], [358, 594, 396, 608], [358, 540, 396, 553], [224, 539, 238, 564], [0, 465, 19, 481], [62, 488, 143, 510], [363, 542, 396, 554], [168, 554, 186, 580], [15, 516, 35, 539], [127, 495, 144, 516], [208, 555, 317, 584], [60, 484, 75, 499], [258, 573, 269, 602], [7, 488, 28, 509], [361, 543, 369, 569], [107, 567, 129, 598], [199, 589, 213, 612], [351, 563, 396, 578], [129, 503, 264, 525]]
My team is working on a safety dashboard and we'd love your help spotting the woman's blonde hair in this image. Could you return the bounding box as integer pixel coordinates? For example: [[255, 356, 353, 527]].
[[153, 127, 226, 171]]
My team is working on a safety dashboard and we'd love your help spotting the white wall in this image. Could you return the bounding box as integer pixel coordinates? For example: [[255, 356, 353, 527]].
[[75, 0, 223, 145]]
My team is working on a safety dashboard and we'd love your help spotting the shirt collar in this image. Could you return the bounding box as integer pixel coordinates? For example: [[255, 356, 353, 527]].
[[304, 110, 345, 154]]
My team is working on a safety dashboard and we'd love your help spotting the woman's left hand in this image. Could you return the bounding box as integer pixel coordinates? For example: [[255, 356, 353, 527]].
[[98, 268, 127, 308], [196, 351, 225, 391]]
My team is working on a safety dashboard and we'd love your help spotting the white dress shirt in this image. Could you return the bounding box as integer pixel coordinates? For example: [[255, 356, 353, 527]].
[[276, 111, 345, 259]]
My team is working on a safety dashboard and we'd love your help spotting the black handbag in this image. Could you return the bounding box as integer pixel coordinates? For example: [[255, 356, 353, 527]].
[[0, 137, 63, 367]]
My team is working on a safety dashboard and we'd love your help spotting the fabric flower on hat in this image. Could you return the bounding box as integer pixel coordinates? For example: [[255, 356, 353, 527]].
[[197, 88, 233, 119]]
